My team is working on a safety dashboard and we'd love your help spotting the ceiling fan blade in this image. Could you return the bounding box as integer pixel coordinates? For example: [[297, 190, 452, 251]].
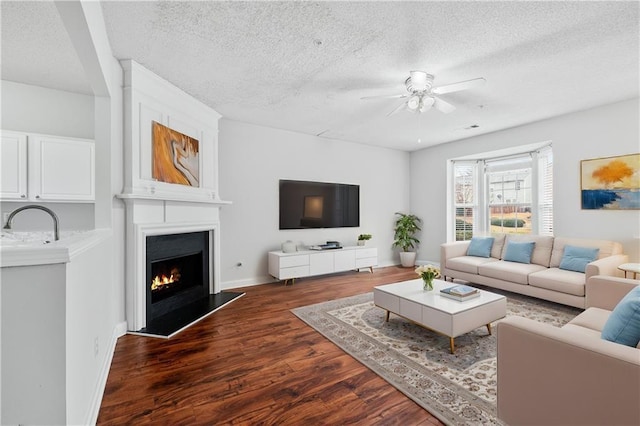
[[361, 94, 407, 100], [433, 97, 456, 114], [386, 101, 407, 117], [432, 77, 486, 95]]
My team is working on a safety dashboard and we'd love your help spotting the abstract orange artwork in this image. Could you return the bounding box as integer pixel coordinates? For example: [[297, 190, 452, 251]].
[[152, 121, 200, 187]]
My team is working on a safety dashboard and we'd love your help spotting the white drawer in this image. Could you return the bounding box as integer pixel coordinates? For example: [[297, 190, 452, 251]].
[[355, 257, 377, 268], [400, 299, 422, 323], [279, 254, 309, 268], [356, 248, 377, 259], [373, 290, 399, 312], [279, 265, 310, 279]]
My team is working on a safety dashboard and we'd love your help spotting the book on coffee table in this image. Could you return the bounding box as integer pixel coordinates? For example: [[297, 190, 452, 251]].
[[443, 285, 478, 296], [440, 291, 481, 302], [440, 285, 480, 301]]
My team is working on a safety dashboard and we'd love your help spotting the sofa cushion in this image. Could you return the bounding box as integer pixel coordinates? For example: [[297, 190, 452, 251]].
[[467, 237, 495, 258], [503, 235, 554, 267], [559, 245, 600, 273], [446, 256, 498, 274], [491, 234, 506, 259], [601, 286, 640, 347], [566, 307, 611, 332], [479, 260, 547, 285], [529, 268, 586, 296], [550, 237, 623, 268], [503, 241, 535, 264]]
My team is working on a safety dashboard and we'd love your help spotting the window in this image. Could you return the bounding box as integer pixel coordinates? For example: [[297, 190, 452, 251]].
[[453, 162, 477, 241], [451, 145, 553, 241]]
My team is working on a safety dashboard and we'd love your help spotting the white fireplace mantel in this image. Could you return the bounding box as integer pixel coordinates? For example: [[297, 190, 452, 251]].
[[119, 61, 230, 331]]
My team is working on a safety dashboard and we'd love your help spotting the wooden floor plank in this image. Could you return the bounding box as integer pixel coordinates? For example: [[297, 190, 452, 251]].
[[98, 266, 443, 425]]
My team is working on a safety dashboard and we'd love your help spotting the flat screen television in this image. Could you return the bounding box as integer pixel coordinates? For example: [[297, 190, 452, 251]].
[[279, 180, 360, 229]]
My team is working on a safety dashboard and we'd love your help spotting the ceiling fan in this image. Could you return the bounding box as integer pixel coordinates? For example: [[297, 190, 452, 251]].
[[361, 71, 485, 116]]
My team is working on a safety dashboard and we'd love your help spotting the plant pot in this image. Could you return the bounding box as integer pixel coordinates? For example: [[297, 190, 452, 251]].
[[357, 240, 366, 246], [399, 251, 416, 268]]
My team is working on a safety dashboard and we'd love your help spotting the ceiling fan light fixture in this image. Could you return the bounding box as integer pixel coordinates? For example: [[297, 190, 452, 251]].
[[419, 96, 435, 112], [409, 71, 428, 92], [407, 95, 420, 110]]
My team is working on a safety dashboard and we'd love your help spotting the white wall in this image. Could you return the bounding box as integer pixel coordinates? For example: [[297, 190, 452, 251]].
[[1, 80, 95, 230], [411, 98, 640, 263], [1, 80, 94, 139], [1, 263, 67, 425], [218, 119, 411, 288]]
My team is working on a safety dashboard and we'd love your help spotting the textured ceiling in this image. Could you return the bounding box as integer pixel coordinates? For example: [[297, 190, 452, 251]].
[[1, 1, 92, 95], [2, 2, 639, 151]]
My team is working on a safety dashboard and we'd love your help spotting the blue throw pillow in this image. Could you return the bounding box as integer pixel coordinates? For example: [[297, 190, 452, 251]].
[[559, 245, 600, 273], [503, 241, 535, 264], [601, 286, 640, 347], [467, 237, 495, 258]]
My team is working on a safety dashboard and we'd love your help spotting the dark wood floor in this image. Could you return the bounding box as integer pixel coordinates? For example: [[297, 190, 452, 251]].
[[98, 266, 444, 425]]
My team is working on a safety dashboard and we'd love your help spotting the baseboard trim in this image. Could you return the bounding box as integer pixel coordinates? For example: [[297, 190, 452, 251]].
[[222, 275, 276, 290]]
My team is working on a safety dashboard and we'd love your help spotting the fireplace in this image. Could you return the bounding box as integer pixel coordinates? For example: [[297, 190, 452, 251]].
[[145, 231, 210, 324]]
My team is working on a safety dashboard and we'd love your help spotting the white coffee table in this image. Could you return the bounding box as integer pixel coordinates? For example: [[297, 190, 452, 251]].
[[373, 278, 507, 353]]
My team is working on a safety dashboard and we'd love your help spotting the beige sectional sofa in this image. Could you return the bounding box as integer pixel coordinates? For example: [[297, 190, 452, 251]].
[[441, 234, 627, 308], [497, 275, 640, 425]]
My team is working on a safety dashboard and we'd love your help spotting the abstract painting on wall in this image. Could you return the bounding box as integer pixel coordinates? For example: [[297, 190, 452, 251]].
[[581, 153, 639, 210], [152, 121, 200, 187]]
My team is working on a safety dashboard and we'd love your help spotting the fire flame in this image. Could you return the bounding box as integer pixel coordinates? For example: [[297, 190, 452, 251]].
[[151, 267, 181, 291]]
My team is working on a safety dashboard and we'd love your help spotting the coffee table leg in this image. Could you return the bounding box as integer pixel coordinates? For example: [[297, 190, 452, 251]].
[[486, 323, 492, 335], [385, 310, 390, 322], [449, 338, 455, 354]]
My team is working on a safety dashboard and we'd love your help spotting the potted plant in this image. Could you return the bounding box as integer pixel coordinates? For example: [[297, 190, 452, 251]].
[[392, 212, 422, 267], [357, 233, 372, 246]]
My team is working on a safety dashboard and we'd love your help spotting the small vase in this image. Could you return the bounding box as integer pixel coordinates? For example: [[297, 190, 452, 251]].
[[281, 240, 297, 253], [422, 278, 434, 291]]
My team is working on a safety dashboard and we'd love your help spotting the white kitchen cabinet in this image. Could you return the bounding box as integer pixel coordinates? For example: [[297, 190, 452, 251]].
[[0, 131, 28, 200], [268, 246, 378, 284], [0, 131, 95, 202]]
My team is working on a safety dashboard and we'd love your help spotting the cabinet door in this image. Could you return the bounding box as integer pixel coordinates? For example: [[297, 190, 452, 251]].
[[29, 136, 95, 201], [309, 252, 334, 276], [1, 131, 28, 200], [334, 250, 356, 271]]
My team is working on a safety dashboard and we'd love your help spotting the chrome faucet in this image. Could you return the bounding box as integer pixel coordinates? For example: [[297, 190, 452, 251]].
[[3, 205, 60, 241]]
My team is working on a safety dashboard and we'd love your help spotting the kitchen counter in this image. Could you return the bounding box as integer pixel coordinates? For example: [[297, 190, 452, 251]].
[[0, 229, 112, 267]]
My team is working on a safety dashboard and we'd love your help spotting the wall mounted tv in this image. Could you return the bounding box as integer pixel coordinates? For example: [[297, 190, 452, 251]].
[[279, 180, 360, 230]]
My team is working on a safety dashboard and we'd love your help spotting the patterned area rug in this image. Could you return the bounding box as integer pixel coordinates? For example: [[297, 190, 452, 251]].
[[292, 288, 581, 425]]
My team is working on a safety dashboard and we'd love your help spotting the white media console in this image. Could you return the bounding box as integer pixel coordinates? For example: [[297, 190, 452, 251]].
[[268, 246, 378, 285]]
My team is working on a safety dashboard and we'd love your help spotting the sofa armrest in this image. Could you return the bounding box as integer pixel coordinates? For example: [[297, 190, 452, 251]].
[[497, 316, 640, 426], [586, 274, 640, 310], [585, 253, 629, 280], [440, 241, 470, 268]]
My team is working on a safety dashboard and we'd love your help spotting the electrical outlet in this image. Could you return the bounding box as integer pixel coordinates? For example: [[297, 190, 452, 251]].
[[94, 337, 99, 357]]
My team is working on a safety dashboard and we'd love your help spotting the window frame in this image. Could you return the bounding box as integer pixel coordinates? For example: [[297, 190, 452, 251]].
[[449, 144, 552, 241]]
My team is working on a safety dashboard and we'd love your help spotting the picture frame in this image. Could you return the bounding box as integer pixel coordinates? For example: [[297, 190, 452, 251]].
[[580, 153, 639, 210], [152, 121, 200, 187]]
